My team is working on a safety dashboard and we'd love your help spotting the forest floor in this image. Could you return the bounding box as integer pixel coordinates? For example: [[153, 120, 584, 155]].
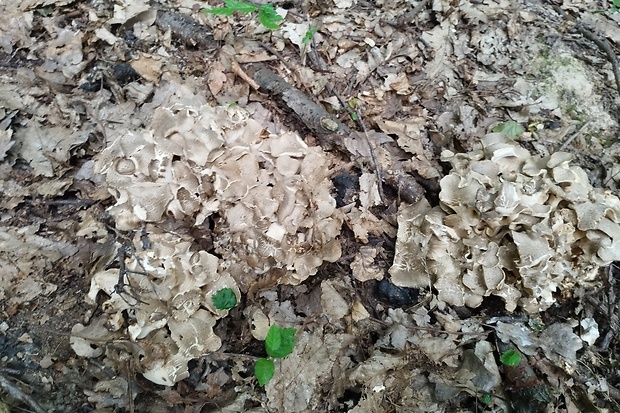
[[2, 0, 620, 412]]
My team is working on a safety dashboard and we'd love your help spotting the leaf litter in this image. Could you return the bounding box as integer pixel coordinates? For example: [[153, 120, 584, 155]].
[[1, 0, 620, 412]]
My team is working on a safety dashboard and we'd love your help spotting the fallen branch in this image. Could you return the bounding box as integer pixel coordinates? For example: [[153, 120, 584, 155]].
[[251, 64, 425, 204], [549, 3, 620, 93], [155, 10, 214, 48], [355, 111, 386, 203], [574, 23, 620, 93], [252, 64, 349, 139], [0, 372, 48, 413]]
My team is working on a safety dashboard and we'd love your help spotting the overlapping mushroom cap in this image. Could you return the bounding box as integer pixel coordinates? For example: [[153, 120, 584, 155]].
[[76, 103, 343, 385], [95, 104, 342, 282], [390, 133, 620, 312]]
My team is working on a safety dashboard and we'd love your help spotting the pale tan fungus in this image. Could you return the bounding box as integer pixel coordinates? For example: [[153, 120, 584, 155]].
[[83, 102, 344, 384], [390, 133, 620, 312]]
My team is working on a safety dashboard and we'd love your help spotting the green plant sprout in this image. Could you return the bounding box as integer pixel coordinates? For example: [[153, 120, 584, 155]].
[[499, 349, 522, 367], [347, 98, 359, 120], [255, 324, 296, 386], [302, 26, 318, 44], [492, 120, 524, 139], [212, 287, 237, 310], [203, 0, 284, 30]]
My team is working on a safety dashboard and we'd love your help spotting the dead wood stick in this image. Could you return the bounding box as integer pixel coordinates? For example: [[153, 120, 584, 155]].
[[354, 111, 386, 203], [547, 3, 620, 93], [558, 120, 590, 151], [259, 42, 317, 98], [383, 0, 432, 27], [251, 64, 425, 204], [253, 64, 350, 139], [575, 23, 620, 93], [0, 372, 48, 413], [155, 10, 214, 48]]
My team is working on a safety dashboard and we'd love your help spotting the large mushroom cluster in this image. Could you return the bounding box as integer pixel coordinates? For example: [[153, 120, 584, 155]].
[[96, 104, 342, 283], [74, 103, 343, 385], [390, 133, 620, 312]]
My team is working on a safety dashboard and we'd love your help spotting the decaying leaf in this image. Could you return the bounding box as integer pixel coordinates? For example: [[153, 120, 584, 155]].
[[350, 246, 384, 282]]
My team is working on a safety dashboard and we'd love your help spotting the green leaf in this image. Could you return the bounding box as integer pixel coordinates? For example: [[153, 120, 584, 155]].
[[255, 358, 275, 386], [492, 120, 524, 139], [204, 0, 257, 15], [499, 349, 522, 366], [225, 0, 257, 14], [212, 287, 237, 310], [205, 7, 235, 15], [265, 324, 296, 358], [257, 4, 283, 30], [302, 27, 317, 43], [481, 393, 491, 404]]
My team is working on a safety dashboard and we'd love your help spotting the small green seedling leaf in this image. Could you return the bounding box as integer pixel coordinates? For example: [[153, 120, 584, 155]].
[[255, 357, 275, 386], [204, 1, 282, 30], [492, 120, 525, 139], [205, 0, 257, 16], [212, 287, 237, 310], [257, 4, 283, 30], [265, 324, 296, 358], [302, 26, 318, 43], [481, 393, 491, 404], [500, 349, 522, 366]]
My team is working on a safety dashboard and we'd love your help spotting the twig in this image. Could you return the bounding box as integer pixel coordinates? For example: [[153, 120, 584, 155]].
[[386, 0, 432, 27], [231, 59, 260, 90], [312, 70, 387, 204], [113, 237, 151, 306], [606, 264, 616, 327], [548, 3, 620, 92], [0, 372, 48, 413], [259, 42, 316, 97], [558, 120, 590, 151], [155, 10, 214, 48], [303, 40, 423, 204], [354, 110, 386, 204], [575, 23, 620, 93], [368, 316, 489, 337]]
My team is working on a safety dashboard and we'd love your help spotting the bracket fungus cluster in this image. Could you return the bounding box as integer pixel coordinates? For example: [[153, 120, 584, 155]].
[[74, 229, 236, 386], [95, 104, 342, 283], [390, 133, 620, 312], [75, 103, 343, 385]]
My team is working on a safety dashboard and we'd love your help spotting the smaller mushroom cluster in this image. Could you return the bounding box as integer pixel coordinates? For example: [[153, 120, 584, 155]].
[[390, 133, 620, 312], [74, 228, 238, 386]]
